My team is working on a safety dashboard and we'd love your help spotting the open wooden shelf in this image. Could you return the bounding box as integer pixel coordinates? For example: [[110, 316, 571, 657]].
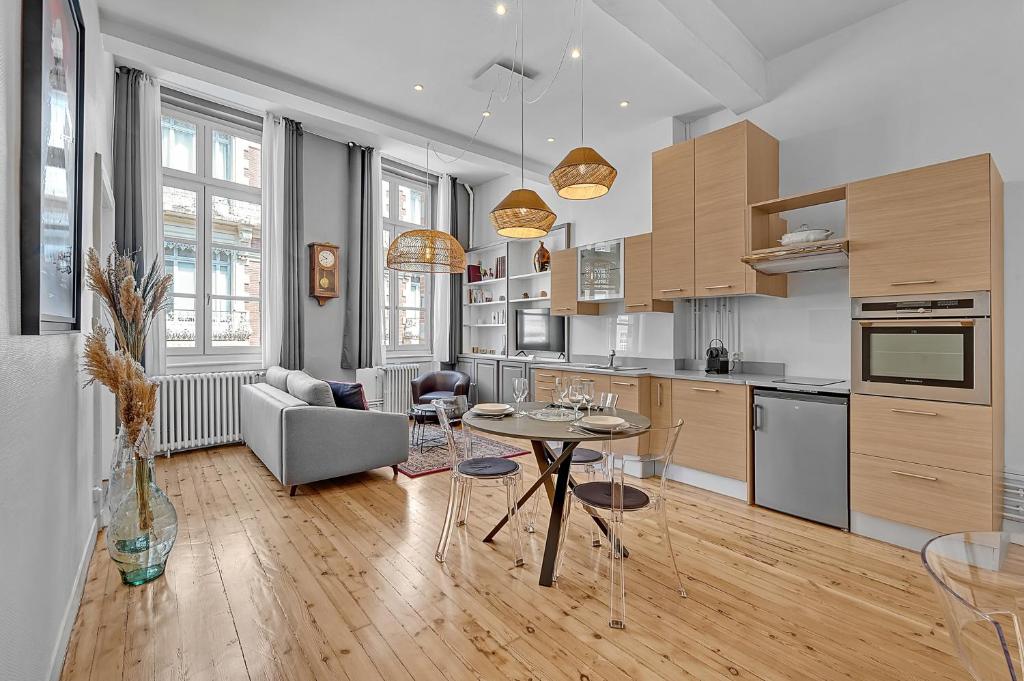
[[742, 238, 849, 274], [748, 184, 848, 253]]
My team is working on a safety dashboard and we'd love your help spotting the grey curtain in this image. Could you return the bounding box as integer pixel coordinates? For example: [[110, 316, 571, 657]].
[[448, 180, 470, 363], [112, 66, 145, 273], [341, 144, 377, 370], [280, 119, 305, 370]]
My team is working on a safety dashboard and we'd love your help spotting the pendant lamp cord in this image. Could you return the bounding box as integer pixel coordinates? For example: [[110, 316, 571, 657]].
[[520, 0, 526, 188], [580, 0, 585, 147]]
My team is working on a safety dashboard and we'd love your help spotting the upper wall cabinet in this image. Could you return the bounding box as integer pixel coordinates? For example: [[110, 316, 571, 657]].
[[624, 234, 673, 313], [694, 121, 784, 298], [551, 247, 599, 317], [847, 154, 1002, 298], [651, 140, 695, 300]]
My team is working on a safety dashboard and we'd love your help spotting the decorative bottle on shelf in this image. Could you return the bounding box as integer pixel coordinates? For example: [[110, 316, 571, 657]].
[[533, 241, 551, 272]]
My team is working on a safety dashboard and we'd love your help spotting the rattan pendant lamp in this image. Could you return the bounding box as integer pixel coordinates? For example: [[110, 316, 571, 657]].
[[549, 0, 616, 200], [489, 0, 557, 239], [386, 144, 467, 273]]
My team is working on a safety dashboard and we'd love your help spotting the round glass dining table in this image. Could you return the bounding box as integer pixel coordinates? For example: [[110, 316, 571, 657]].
[[463, 402, 651, 587]]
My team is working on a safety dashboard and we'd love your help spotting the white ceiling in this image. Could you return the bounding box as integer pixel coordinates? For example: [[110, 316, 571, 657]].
[[98, 0, 909, 181], [99, 0, 720, 182], [709, 0, 907, 60]]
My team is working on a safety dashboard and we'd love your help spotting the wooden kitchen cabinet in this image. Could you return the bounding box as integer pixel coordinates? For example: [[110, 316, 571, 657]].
[[652, 140, 695, 300], [847, 154, 1001, 297], [648, 377, 673, 455], [851, 452, 994, 534], [532, 368, 561, 403], [671, 379, 749, 480], [694, 121, 784, 298], [606, 375, 650, 456], [550, 248, 599, 317], [624, 234, 672, 313]]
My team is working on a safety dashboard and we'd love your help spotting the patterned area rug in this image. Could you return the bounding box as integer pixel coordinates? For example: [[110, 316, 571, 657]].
[[398, 423, 529, 478]]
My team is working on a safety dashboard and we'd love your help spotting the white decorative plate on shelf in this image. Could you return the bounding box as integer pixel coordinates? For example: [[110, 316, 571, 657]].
[[472, 403, 514, 415], [578, 415, 627, 432]]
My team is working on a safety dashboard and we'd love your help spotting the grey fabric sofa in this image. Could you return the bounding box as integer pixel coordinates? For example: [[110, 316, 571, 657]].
[[240, 367, 408, 495]]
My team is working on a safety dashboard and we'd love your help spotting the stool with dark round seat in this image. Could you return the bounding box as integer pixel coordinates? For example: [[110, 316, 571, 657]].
[[433, 400, 526, 569], [554, 420, 687, 630]]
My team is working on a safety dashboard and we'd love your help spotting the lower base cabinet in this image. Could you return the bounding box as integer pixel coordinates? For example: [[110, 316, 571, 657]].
[[499, 361, 527, 404], [850, 452, 994, 533], [671, 380, 748, 481]]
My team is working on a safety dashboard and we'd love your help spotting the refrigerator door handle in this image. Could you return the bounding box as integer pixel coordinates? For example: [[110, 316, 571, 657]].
[[753, 403, 764, 431]]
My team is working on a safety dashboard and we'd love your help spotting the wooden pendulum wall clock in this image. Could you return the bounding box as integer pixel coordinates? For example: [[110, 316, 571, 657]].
[[309, 242, 340, 305]]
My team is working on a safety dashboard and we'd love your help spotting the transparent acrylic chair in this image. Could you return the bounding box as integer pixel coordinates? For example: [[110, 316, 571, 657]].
[[527, 392, 619, 546], [555, 420, 686, 629], [433, 398, 526, 568], [922, 531, 1024, 680]]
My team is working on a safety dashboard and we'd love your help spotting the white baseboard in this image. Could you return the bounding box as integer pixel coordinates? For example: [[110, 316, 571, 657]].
[[849, 512, 938, 552], [663, 463, 748, 501], [48, 517, 98, 681]]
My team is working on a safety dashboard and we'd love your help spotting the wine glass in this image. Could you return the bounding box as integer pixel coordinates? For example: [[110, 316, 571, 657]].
[[579, 379, 595, 416], [568, 378, 586, 421], [512, 377, 529, 417], [555, 377, 569, 412]]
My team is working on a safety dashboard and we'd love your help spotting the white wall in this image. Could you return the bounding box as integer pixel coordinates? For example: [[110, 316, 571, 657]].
[[0, 1, 115, 679]]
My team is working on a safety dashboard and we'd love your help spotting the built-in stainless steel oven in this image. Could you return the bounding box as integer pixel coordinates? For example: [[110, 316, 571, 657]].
[[852, 291, 991, 405]]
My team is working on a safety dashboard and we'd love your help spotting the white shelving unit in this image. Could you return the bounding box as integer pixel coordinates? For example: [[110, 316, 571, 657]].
[[461, 224, 569, 357]]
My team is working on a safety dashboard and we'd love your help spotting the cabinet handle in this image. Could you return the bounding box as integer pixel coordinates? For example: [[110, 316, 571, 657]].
[[890, 470, 938, 482], [611, 381, 635, 386], [626, 303, 647, 307], [890, 408, 939, 416], [659, 288, 684, 293], [657, 382, 662, 406], [890, 279, 937, 286], [704, 284, 733, 290], [555, 307, 572, 311], [691, 387, 719, 392], [537, 373, 556, 378]]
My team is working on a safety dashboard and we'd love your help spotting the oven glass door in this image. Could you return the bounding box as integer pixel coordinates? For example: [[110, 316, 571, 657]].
[[861, 324, 974, 389]]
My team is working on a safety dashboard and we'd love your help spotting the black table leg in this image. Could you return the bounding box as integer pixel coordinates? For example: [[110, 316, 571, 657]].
[[539, 449, 575, 587]]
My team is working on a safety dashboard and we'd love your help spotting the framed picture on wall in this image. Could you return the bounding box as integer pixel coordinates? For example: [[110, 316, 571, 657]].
[[19, 0, 86, 334]]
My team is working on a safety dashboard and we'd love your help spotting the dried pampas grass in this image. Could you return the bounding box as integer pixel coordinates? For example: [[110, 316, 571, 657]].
[[84, 327, 158, 447], [85, 246, 172, 363]]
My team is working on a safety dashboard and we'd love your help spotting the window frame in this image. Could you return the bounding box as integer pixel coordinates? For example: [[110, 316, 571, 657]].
[[161, 103, 263, 371], [381, 171, 433, 357]]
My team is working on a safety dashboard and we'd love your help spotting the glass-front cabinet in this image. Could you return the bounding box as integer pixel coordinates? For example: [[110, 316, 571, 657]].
[[578, 239, 624, 301]]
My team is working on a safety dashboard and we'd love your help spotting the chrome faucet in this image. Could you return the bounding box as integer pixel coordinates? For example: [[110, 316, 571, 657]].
[[606, 349, 616, 368]]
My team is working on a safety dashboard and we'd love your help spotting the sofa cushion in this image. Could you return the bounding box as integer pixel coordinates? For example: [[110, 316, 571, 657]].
[[326, 381, 369, 410], [265, 366, 293, 392], [286, 371, 335, 407]]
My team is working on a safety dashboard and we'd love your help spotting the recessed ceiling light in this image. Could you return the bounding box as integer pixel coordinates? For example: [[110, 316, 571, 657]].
[[546, 137, 556, 143], [496, 3, 507, 15], [570, 48, 581, 59], [413, 83, 424, 92], [619, 100, 630, 108], [482, 111, 491, 117]]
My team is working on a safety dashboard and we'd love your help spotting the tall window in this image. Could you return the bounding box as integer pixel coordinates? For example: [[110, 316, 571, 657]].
[[381, 171, 432, 354], [160, 104, 263, 369]]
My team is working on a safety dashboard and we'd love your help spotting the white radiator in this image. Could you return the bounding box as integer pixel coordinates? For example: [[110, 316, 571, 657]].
[[355, 364, 419, 414], [153, 371, 263, 454]]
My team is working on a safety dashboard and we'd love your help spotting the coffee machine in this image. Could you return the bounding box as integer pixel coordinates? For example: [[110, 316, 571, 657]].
[[705, 339, 730, 374]]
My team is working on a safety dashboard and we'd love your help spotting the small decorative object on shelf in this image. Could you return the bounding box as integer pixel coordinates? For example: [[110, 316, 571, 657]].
[[467, 264, 482, 282], [533, 241, 551, 272], [82, 247, 178, 586], [539, 290, 548, 298], [522, 292, 530, 299]]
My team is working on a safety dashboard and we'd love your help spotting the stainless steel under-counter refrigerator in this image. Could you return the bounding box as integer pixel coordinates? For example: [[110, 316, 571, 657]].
[[753, 389, 850, 530]]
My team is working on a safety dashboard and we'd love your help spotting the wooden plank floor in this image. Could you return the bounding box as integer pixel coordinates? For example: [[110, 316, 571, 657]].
[[60, 442, 967, 681]]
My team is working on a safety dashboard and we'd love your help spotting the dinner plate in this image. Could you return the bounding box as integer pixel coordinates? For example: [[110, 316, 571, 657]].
[[472, 403, 514, 415], [578, 415, 626, 432]]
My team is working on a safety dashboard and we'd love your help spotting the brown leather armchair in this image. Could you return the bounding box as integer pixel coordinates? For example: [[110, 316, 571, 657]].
[[410, 370, 471, 405]]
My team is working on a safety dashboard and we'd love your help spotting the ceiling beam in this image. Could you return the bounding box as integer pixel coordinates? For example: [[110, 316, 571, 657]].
[[100, 14, 552, 182], [594, 0, 767, 114]]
